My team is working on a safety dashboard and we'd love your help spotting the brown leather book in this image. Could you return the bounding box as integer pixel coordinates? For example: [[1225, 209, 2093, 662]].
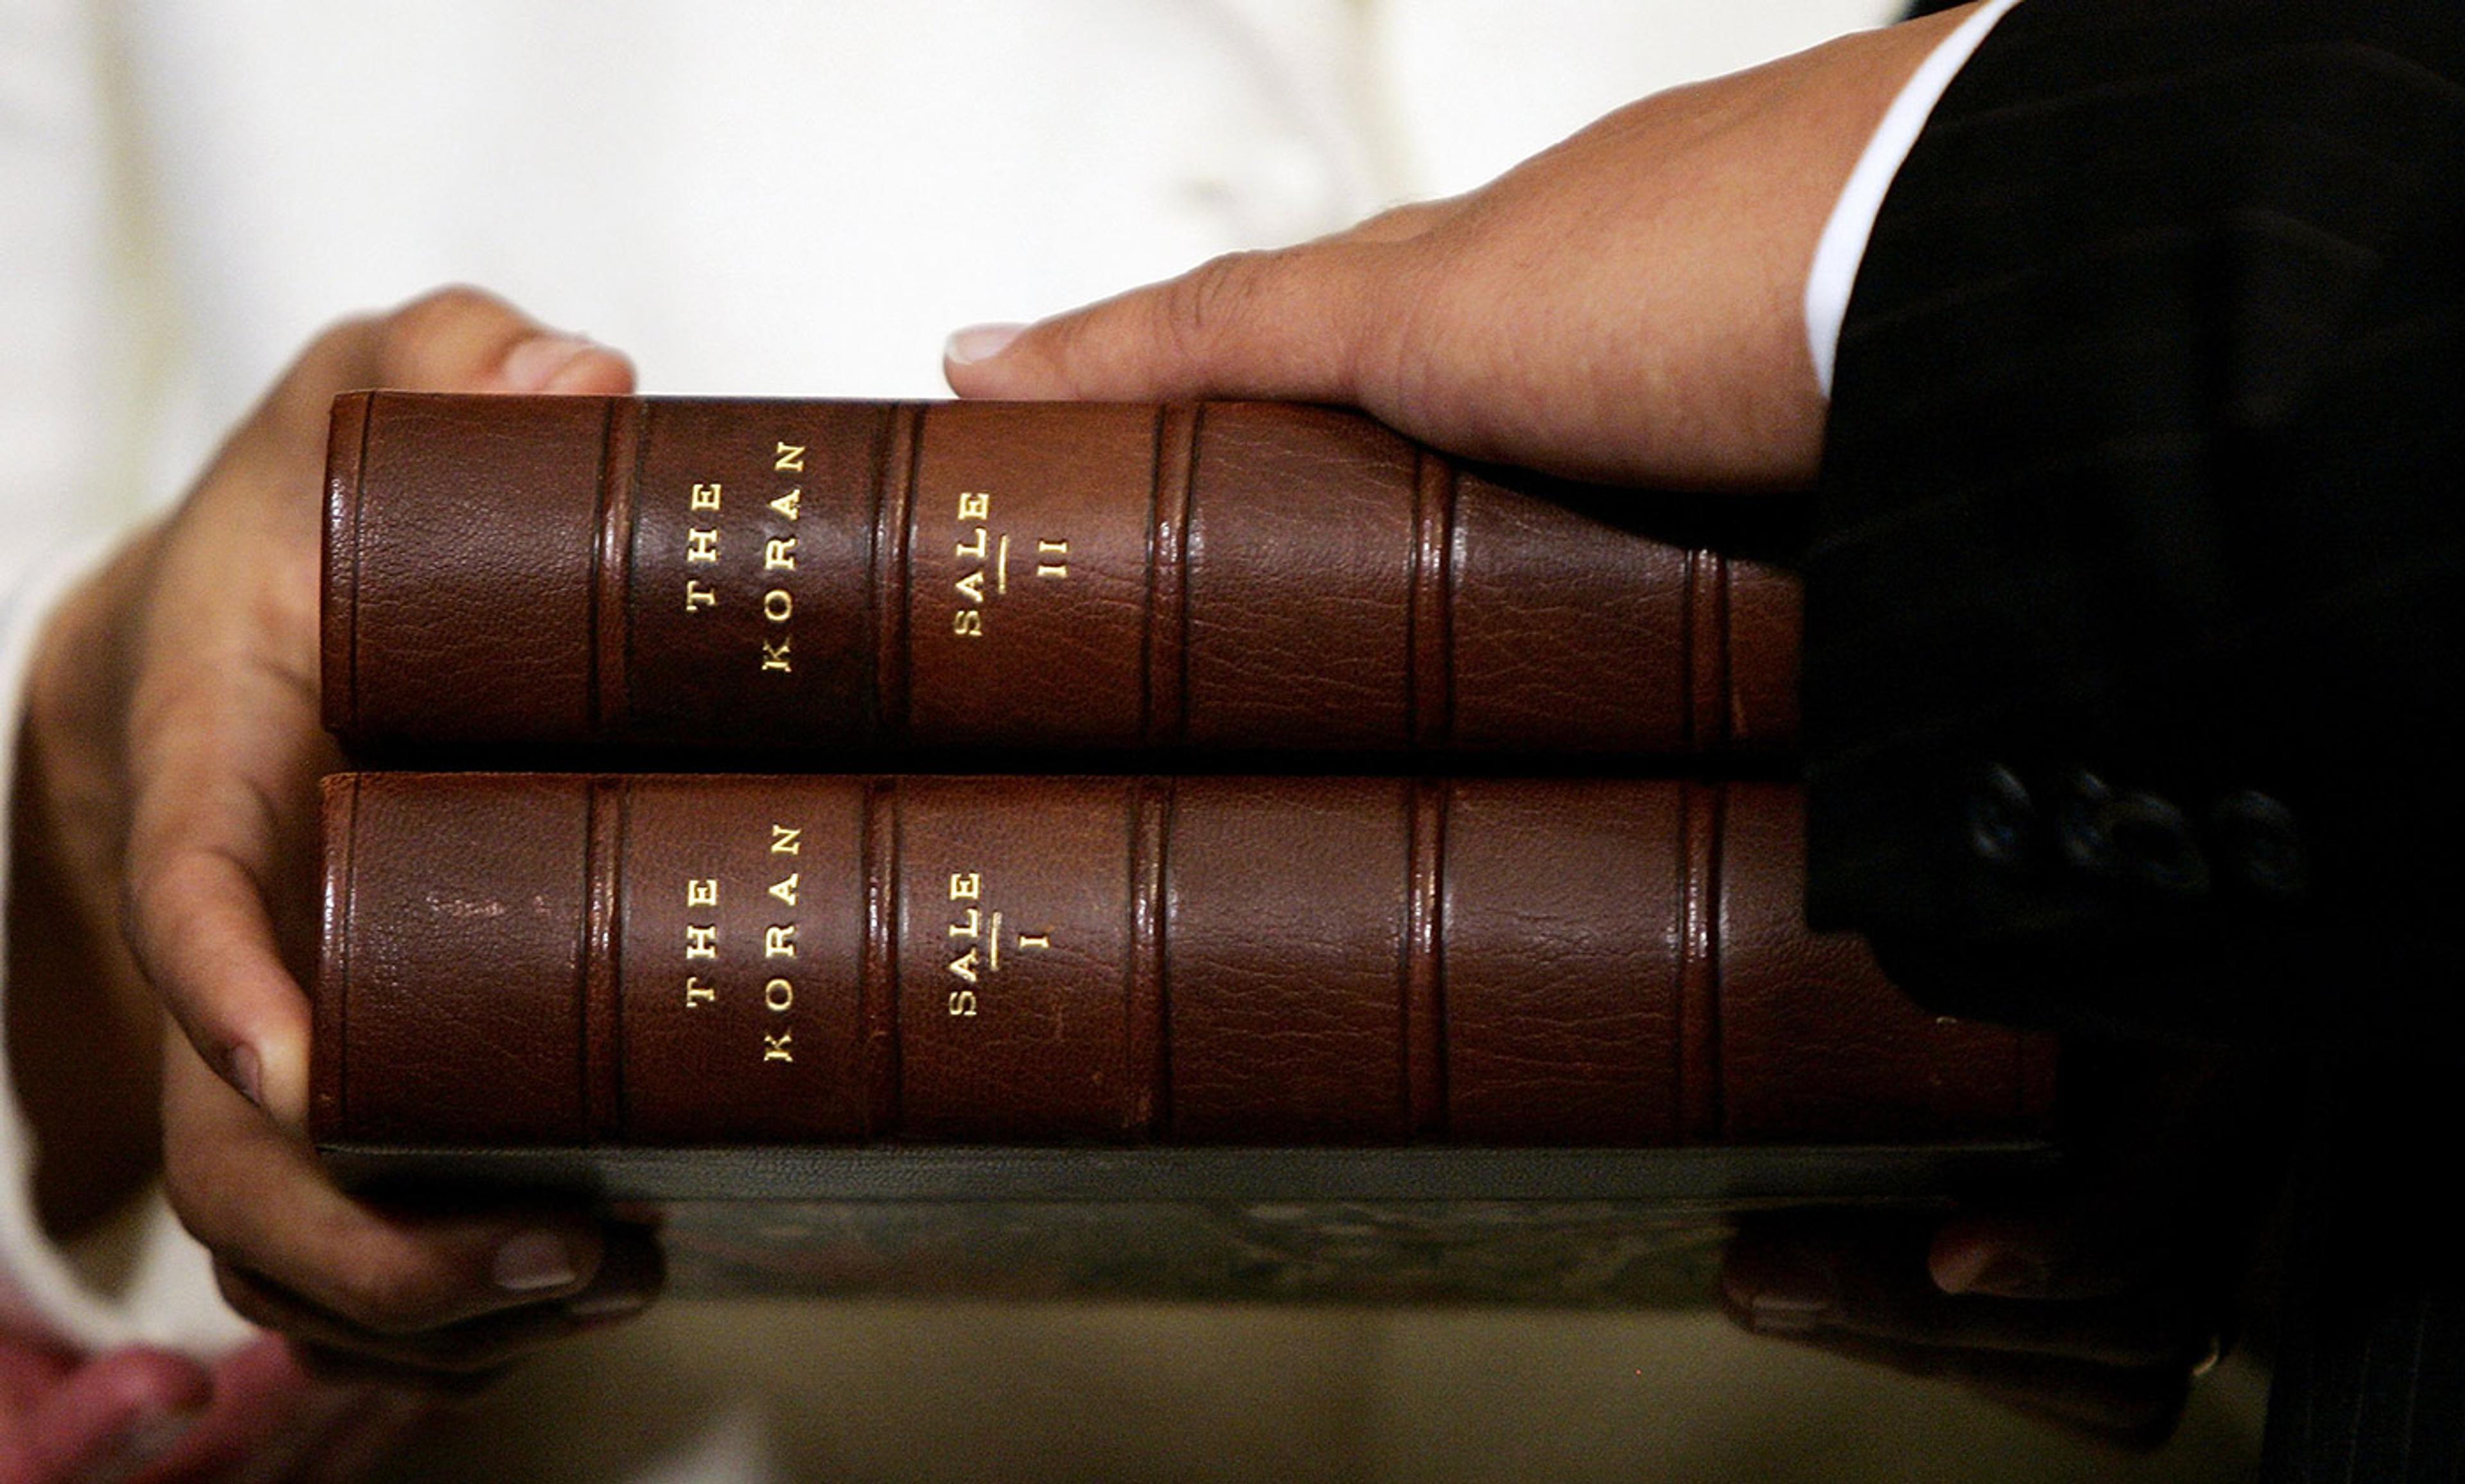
[[315, 772, 2050, 1158], [322, 393, 1799, 757]]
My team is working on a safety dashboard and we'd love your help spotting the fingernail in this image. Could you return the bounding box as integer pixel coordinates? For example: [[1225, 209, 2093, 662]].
[[1743, 1289, 1831, 1334], [567, 1287, 652, 1320], [500, 334, 597, 392], [492, 1232, 578, 1293], [1724, 1247, 1835, 1334], [229, 1044, 264, 1109], [944, 322, 1026, 366]]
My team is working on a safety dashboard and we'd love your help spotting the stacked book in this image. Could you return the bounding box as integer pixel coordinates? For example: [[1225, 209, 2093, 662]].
[[310, 393, 2056, 1303]]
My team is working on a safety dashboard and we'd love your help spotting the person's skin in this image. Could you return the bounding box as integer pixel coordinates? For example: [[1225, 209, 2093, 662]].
[[944, 4, 1985, 488], [2, 0, 2244, 1459], [6, 0, 1968, 1397], [1, 8, 1968, 1402], [8, 288, 661, 1408], [0, 1333, 422, 1482], [944, 0, 2260, 1450], [1719, 1046, 2291, 1448]]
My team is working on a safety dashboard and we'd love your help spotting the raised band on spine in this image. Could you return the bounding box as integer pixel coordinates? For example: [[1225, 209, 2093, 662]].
[[1146, 404, 1200, 748], [1409, 451, 1456, 750], [311, 775, 359, 1141], [861, 777, 900, 1137], [1684, 551, 1729, 754], [1677, 782, 1723, 1143], [589, 399, 642, 740], [1405, 777, 1448, 1134], [872, 406, 922, 744], [320, 393, 373, 740], [582, 778, 625, 1141], [1126, 777, 1170, 1134]]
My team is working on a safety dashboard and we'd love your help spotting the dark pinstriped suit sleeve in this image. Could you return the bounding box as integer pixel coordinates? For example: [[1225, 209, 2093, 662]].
[[1805, 0, 2465, 1049]]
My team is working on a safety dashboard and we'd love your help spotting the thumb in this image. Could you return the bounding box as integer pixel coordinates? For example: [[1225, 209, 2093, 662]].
[[367, 284, 635, 397], [264, 284, 634, 444], [1928, 1212, 2136, 1302], [944, 243, 1387, 403]]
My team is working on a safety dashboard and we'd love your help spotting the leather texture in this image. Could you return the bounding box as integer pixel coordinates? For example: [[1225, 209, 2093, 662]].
[[315, 773, 2051, 1149], [324, 395, 1799, 757]]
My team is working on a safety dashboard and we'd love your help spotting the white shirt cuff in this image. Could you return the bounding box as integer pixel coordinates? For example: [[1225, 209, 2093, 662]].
[[1806, 0, 2025, 398]]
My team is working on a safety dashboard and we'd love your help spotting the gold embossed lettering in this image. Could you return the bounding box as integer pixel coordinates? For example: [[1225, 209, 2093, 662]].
[[775, 442, 805, 473], [947, 989, 979, 1017], [764, 537, 797, 571], [765, 924, 796, 958], [769, 488, 802, 521], [955, 528, 987, 563], [947, 906, 980, 940], [691, 482, 723, 511], [954, 569, 985, 605], [1037, 538, 1069, 579], [764, 977, 794, 1012], [684, 578, 717, 612], [763, 1031, 793, 1062], [686, 528, 720, 563], [772, 825, 802, 855], [956, 490, 990, 522], [949, 872, 980, 901], [769, 872, 799, 906], [1019, 933, 1051, 950], [686, 878, 718, 908], [684, 976, 716, 1006], [946, 946, 980, 983], [685, 924, 718, 959], [762, 589, 792, 623], [761, 637, 791, 672], [953, 610, 983, 638]]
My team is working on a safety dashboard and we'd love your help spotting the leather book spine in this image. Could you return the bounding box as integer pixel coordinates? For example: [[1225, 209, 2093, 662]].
[[313, 773, 2054, 1149], [322, 393, 1799, 755]]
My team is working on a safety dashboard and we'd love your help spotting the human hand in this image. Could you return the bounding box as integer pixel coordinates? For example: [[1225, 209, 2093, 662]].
[[0, 1334, 205, 1484], [1720, 1047, 2294, 1449], [12, 286, 661, 1389], [944, 4, 1983, 490], [0, 1331, 422, 1483]]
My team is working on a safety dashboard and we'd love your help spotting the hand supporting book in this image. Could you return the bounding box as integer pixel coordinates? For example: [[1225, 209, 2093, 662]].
[[941, 9, 1976, 490], [2, 6, 2021, 1402], [1, 0, 2302, 1442], [1722, 1044, 2293, 1449], [935, 3, 2306, 1447], [11, 288, 656, 1387], [0, 1333, 419, 1481]]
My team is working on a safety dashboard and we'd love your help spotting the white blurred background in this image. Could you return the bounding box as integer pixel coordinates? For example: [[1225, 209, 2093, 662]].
[[8, 0, 1892, 550]]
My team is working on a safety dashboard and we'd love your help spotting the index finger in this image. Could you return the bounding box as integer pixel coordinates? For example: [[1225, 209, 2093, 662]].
[[120, 287, 634, 1124], [942, 238, 1390, 407]]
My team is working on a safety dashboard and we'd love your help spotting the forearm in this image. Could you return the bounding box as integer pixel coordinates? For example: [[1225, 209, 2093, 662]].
[[1803, 0, 2465, 1044], [6, 531, 164, 1243]]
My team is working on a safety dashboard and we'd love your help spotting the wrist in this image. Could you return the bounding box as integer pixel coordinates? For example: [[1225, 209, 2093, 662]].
[[8, 530, 166, 1239]]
